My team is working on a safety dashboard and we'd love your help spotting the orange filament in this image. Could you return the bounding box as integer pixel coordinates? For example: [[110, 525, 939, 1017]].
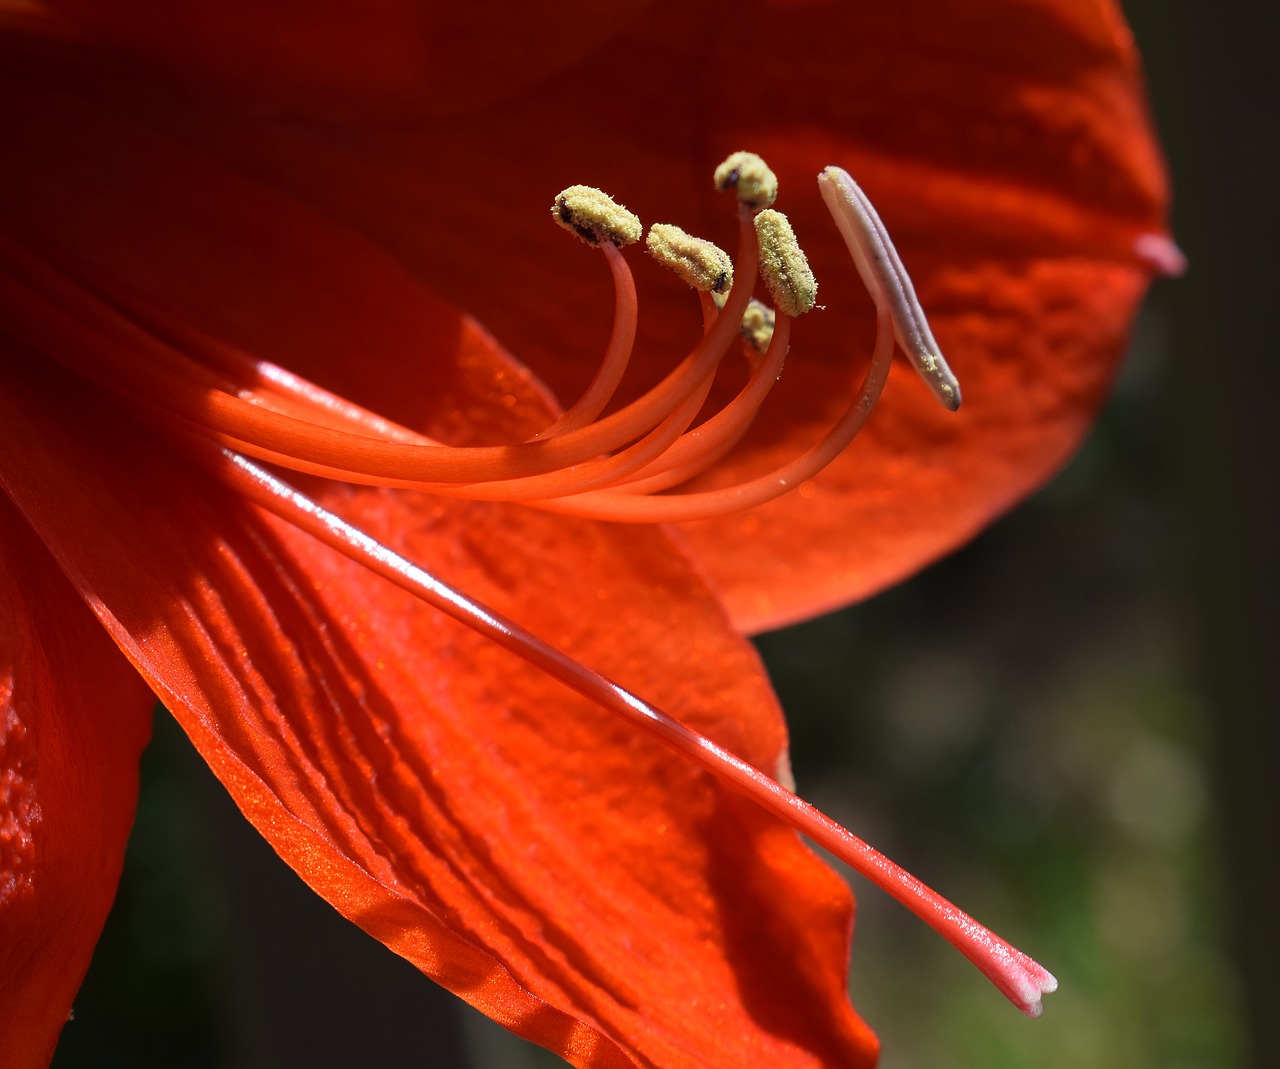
[[530, 241, 638, 439], [0, 164, 920, 525], [534, 309, 890, 522], [609, 313, 790, 494], [0, 211, 760, 492], [0, 204, 859, 521]]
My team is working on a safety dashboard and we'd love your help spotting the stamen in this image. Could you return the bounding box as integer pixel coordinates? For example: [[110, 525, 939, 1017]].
[[738, 299, 777, 354], [536, 304, 891, 522], [533, 241, 638, 438], [754, 209, 818, 318], [4, 153, 1056, 1017], [817, 166, 962, 411], [455, 367, 718, 501], [646, 223, 734, 295], [0, 212, 760, 488], [211, 444, 1057, 1019], [714, 151, 779, 210], [610, 308, 790, 494], [552, 185, 643, 248]]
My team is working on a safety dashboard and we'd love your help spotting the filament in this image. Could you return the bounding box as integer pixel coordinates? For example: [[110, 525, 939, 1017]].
[[531, 241, 638, 438]]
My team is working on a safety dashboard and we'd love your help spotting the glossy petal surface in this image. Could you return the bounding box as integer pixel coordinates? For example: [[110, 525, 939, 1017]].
[[0, 369, 874, 1069], [0, 82, 875, 1059], [0, 0, 1169, 1061], [0, 496, 153, 1066]]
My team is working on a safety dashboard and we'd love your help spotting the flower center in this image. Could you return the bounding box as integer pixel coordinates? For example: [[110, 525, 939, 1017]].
[[0, 152, 1058, 1017], [0, 153, 958, 524]]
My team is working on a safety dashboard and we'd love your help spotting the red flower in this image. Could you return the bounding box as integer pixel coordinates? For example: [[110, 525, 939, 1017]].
[[0, 1, 1173, 1066]]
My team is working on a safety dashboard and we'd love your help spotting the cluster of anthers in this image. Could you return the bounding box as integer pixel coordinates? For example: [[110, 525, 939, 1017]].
[[2, 152, 1056, 1017], [10, 152, 961, 520], [527, 150, 964, 522]]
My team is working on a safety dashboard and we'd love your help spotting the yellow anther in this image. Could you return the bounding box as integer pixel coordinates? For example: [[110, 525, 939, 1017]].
[[646, 223, 734, 294], [738, 299, 776, 353], [552, 186, 643, 247], [713, 151, 778, 210], [753, 209, 817, 317]]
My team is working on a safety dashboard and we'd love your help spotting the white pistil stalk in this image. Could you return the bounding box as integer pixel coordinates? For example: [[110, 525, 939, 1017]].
[[818, 166, 962, 410], [211, 444, 1057, 1020]]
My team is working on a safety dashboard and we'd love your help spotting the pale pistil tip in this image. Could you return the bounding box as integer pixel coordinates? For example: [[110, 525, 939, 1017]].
[[935, 373, 962, 411], [817, 164, 962, 411], [1011, 960, 1058, 1019]]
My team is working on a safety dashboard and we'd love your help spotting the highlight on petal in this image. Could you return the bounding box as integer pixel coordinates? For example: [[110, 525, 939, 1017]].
[[0, 495, 153, 1066], [0, 135, 879, 1058]]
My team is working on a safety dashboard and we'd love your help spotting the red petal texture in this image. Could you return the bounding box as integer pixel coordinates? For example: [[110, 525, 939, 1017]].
[[0, 497, 154, 1064], [0, 378, 874, 1069], [19, 0, 1172, 631], [0, 60, 875, 1065], [38, 0, 655, 117], [0, 0, 1169, 1059]]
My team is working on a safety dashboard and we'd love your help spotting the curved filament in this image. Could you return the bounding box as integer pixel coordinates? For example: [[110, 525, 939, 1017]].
[[535, 305, 892, 523]]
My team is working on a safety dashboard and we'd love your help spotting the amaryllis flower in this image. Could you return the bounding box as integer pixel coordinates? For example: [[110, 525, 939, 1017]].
[[0, 1, 1175, 1067]]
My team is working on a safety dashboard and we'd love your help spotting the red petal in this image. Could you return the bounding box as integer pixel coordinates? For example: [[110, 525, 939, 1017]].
[[1, 58, 875, 1060], [0, 351, 876, 1066], [0, 75, 880, 1054], [39, 0, 655, 116], [0, 495, 153, 1067], [3, 2, 1170, 631], [669, 1, 1174, 629]]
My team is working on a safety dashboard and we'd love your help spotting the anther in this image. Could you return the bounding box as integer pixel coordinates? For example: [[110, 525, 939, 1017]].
[[739, 299, 776, 353], [646, 223, 734, 294], [553, 186, 643, 247], [817, 166, 962, 410], [714, 151, 778, 210], [754, 209, 817, 318]]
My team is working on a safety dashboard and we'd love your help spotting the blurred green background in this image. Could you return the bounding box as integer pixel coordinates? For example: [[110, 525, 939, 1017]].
[[51, 3, 1275, 1067]]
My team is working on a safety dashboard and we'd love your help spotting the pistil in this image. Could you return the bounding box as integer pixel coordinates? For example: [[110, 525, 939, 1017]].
[[818, 166, 962, 410], [211, 441, 1057, 1019]]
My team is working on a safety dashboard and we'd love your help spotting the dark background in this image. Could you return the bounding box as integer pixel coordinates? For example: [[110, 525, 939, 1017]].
[[51, 3, 1277, 1067]]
